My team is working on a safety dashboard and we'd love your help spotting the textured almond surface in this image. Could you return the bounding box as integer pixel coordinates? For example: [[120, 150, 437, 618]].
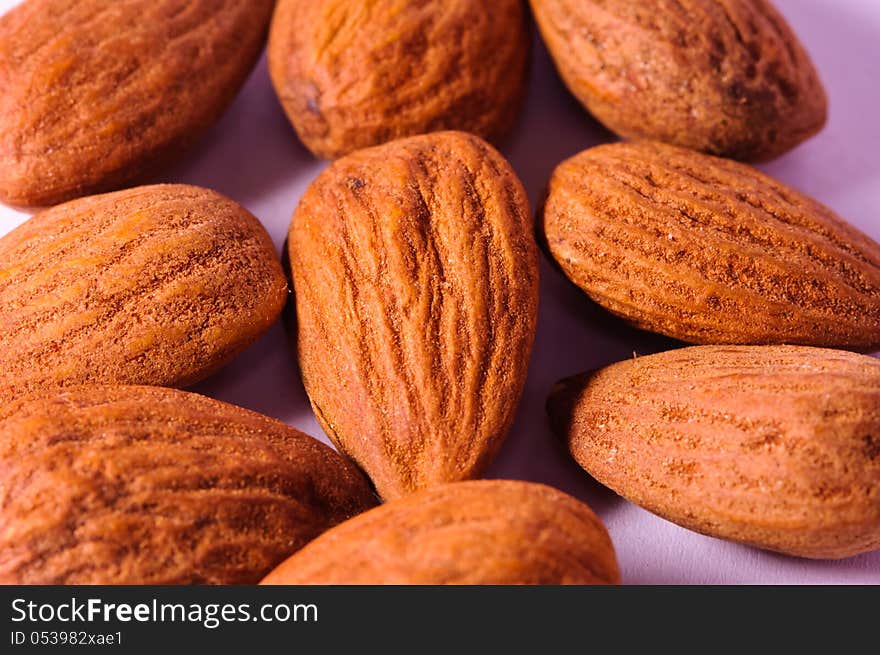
[[548, 346, 880, 559], [289, 132, 539, 499], [0, 184, 288, 406], [540, 141, 880, 350], [0, 386, 377, 584], [530, 0, 827, 161], [268, 0, 529, 159], [0, 0, 274, 206], [261, 480, 620, 585]]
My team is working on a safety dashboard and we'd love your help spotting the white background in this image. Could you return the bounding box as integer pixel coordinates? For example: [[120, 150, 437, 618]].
[[1, 0, 878, 583]]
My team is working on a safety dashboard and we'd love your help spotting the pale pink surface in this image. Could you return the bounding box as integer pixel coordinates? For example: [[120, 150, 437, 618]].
[[1, 0, 877, 583]]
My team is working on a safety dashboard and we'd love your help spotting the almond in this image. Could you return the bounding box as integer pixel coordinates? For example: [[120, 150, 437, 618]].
[[530, 0, 827, 161], [0, 385, 377, 584], [289, 132, 539, 499], [0, 0, 275, 207], [548, 345, 880, 559], [261, 480, 619, 585], [268, 0, 529, 159], [0, 184, 287, 406], [539, 141, 880, 350]]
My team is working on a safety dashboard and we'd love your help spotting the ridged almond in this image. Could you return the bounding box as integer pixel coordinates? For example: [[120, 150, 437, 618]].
[[540, 141, 880, 350], [261, 480, 620, 585], [548, 345, 880, 559], [0, 184, 287, 406], [289, 132, 540, 499], [0, 385, 377, 584], [0, 0, 275, 206], [268, 0, 529, 159], [530, 0, 827, 161]]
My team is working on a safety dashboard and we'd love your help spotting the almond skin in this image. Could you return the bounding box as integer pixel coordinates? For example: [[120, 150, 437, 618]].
[[268, 0, 529, 159], [548, 345, 880, 559], [261, 480, 620, 585], [289, 132, 539, 500], [540, 141, 880, 350], [0, 386, 377, 585], [0, 0, 275, 207], [0, 184, 288, 406], [530, 0, 827, 161]]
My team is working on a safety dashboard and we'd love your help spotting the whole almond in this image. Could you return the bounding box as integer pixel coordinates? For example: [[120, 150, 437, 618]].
[[0, 385, 377, 584], [261, 480, 619, 585], [0, 184, 287, 406], [540, 141, 880, 350], [289, 132, 539, 499], [530, 0, 827, 161], [0, 0, 275, 207], [548, 345, 880, 559], [268, 0, 529, 159]]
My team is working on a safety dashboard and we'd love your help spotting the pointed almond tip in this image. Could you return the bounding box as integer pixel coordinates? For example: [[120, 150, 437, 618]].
[[546, 373, 592, 443]]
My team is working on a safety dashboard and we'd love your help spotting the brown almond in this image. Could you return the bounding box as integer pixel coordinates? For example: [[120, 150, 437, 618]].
[[548, 345, 880, 559], [289, 132, 540, 500], [0, 385, 377, 584], [0, 184, 288, 406], [539, 141, 880, 350], [0, 0, 275, 207], [268, 0, 529, 159], [530, 0, 827, 161], [261, 480, 620, 585]]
